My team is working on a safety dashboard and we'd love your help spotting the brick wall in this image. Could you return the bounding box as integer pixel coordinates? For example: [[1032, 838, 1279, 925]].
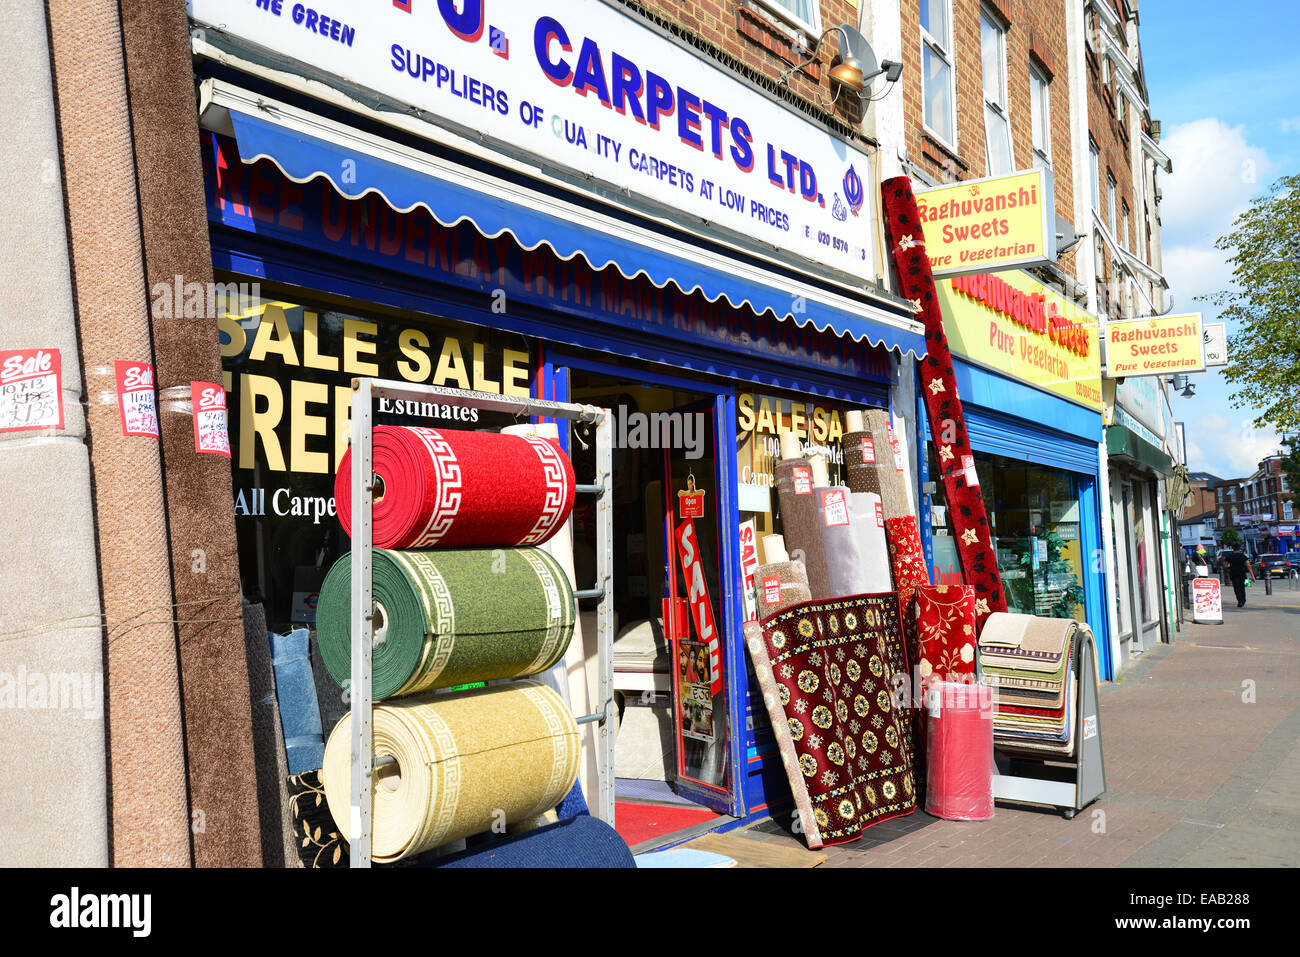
[[615, 0, 868, 138], [1085, 0, 1138, 318], [897, 0, 1076, 281]]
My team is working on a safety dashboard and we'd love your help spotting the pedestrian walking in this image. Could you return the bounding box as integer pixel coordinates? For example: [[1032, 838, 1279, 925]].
[[1223, 545, 1250, 608]]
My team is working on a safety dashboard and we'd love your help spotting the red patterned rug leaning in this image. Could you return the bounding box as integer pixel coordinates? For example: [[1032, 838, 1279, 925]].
[[746, 595, 917, 849]]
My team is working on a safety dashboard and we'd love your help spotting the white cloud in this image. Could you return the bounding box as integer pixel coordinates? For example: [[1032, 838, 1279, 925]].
[[1159, 119, 1275, 242], [1281, 116, 1300, 134], [1183, 411, 1282, 477], [1161, 244, 1234, 313]]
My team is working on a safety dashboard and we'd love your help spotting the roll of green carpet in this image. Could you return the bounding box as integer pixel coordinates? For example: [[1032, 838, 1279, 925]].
[[322, 682, 580, 862], [317, 548, 574, 699]]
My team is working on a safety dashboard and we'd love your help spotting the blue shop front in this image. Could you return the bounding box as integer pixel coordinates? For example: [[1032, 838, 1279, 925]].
[[189, 0, 925, 835], [916, 270, 1114, 680]]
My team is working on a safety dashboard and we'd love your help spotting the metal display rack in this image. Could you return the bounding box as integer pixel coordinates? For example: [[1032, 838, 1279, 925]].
[[348, 378, 614, 867], [991, 627, 1106, 819]]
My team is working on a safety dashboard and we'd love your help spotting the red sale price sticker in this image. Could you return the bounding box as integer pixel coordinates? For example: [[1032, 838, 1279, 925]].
[[962, 454, 979, 488], [191, 381, 230, 457], [792, 466, 813, 495], [762, 575, 782, 605], [115, 361, 159, 438], [0, 348, 63, 433], [860, 436, 875, 463]]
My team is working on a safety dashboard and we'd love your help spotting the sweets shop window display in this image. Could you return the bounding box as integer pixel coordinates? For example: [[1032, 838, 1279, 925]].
[[928, 449, 1086, 620]]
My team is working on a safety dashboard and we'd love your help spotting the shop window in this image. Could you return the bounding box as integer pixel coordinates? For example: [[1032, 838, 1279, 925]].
[[1107, 172, 1117, 237], [216, 283, 535, 630], [927, 448, 1086, 620], [921, 0, 956, 146], [981, 9, 1013, 175]]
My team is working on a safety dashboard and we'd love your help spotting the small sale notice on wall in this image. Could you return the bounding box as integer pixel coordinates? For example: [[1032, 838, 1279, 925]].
[[191, 381, 230, 457], [0, 348, 63, 433], [115, 361, 159, 438]]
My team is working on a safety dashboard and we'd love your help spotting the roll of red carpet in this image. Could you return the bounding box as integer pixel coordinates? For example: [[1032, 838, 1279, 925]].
[[924, 681, 995, 821], [335, 426, 575, 548]]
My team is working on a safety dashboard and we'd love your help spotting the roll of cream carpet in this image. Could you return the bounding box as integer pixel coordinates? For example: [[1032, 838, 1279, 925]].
[[321, 682, 580, 863]]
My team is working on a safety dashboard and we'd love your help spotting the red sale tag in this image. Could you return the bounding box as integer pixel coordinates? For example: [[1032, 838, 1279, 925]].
[[115, 361, 159, 438], [191, 381, 230, 457], [860, 436, 876, 463], [962, 454, 979, 487], [888, 425, 904, 472], [792, 466, 813, 494], [821, 488, 850, 527], [676, 519, 723, 697], [875, 501, 885, 528], [762, 576, 781, 605], [0, 348, 63, 433]]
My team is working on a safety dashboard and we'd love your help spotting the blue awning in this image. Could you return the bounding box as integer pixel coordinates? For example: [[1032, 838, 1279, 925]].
[[200, 81, 925, 360]]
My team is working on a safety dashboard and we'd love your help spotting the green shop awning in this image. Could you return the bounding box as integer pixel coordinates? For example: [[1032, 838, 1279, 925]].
[[1106, 425, 1173, 475]]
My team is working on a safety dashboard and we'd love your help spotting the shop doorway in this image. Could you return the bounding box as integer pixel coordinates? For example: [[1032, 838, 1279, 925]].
[[561, 362, 740, 830]]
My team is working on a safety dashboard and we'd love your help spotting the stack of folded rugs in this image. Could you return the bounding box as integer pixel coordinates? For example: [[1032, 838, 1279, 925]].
[[977, 614, 1078, 757]]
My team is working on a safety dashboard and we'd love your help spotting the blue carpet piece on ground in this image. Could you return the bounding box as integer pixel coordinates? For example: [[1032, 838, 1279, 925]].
[[423, 815, 635, 868], [268, 627, 326, 774]]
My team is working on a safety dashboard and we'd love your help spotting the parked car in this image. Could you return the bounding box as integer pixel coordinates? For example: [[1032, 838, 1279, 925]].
[[1254, 553, 1296, 579]]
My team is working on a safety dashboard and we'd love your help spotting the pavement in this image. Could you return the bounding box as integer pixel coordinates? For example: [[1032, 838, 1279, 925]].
[[734, 581, 1300, 866]]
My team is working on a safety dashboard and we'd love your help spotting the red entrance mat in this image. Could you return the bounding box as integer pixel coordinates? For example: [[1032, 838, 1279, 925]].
[[614, 802, 718, 847]]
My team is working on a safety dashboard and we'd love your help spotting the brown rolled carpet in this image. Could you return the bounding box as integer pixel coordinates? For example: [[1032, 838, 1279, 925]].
[[774, 457, 832, 599], [47, 0, 191, 867], [119, 0, 264, 865], [754, 560, 813, 620]]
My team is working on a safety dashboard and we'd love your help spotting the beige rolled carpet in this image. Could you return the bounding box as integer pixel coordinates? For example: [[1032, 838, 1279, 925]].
[[321, 682, 580, 862], [47, 0, 191, 866], [119, 0, 265, 865]]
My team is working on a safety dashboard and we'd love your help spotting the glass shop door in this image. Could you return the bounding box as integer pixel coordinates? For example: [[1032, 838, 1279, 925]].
[[661, 397, 735, 814]]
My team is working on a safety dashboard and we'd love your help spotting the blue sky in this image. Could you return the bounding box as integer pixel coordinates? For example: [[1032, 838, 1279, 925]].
[[1138, 0, 1299, 479]]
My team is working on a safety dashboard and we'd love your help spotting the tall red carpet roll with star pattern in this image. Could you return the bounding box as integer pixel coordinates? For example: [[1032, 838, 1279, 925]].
[[881, 177, 1008, 631]]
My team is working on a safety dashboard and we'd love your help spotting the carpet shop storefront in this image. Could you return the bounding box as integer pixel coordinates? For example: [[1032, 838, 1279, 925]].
[[189, 0, 925, 857], [917, 271, 1113, 679]]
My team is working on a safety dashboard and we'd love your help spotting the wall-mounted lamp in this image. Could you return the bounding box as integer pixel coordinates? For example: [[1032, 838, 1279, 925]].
[[779, 24, 901, 107]]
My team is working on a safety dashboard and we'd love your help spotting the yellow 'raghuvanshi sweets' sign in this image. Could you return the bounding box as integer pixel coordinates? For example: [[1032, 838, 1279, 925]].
[[915, 168, 1056, 278], [1106, 313, 1205, 376]]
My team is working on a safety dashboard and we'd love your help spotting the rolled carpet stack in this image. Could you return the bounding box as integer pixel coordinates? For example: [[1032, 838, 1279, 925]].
[[924, 681, 994, 821], [335, 426, 575, 549], [321, 682, 580, 863], [978, 614, 1077, 756], [316, 547, 574, 699]]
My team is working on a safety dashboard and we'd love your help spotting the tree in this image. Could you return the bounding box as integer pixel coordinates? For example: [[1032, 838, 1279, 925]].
[[1221, 527, 1242, 549], [1282, 437, 1300, 508], [1203, 173, 1300, 434]]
